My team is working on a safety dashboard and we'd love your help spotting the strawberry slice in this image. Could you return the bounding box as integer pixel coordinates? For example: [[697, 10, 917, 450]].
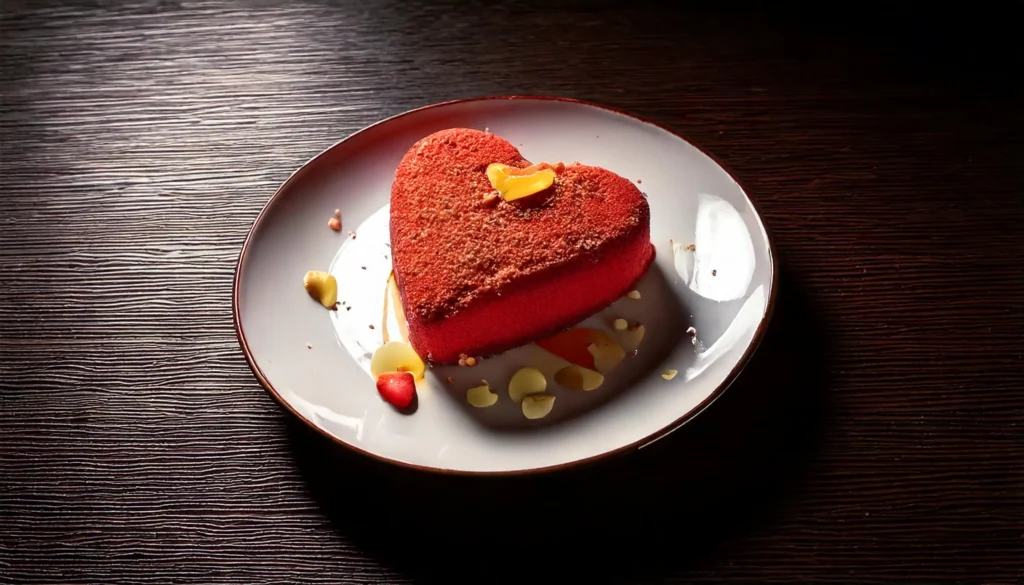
[[376, 371, 416, 409]]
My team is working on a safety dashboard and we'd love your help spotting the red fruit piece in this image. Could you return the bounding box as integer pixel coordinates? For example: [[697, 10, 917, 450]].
[[376, 371, 416, 408], [536, 327, 624, 371], [535, 327, 601, 370]]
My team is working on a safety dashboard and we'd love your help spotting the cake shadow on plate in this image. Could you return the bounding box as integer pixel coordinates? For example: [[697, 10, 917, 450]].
[[427, 261, 692, 431], [287, 269, 833, 585]]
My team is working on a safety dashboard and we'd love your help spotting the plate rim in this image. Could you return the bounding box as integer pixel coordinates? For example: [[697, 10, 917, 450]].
[[232, 95, 781, 476]]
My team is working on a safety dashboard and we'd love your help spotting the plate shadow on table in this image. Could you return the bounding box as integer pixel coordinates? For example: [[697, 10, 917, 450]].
[[286, 269, 831, 584]]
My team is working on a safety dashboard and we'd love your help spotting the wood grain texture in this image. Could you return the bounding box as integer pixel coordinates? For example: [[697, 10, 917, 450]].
[[1, 1, 1022, 583]]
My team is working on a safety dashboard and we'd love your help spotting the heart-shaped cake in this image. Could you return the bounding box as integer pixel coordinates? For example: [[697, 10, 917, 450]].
[[390, 128, 654, 364]]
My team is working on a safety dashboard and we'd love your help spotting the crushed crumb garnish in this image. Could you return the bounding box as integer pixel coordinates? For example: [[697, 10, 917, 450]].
[[613, 318, 629, 331], [712, 269, 717, 276], [361, 266, 366, 270], [447, 376, 455, 384], [306, 343, 313, 349], [334, 209, 341, 218], [662, 369, 678, 380], [349, 231, 357, 239], [456, 353, 479, 367], [369, 324, 375, 329], [686, 243, 696, 251], [626, 290, 641, 300], [346, 306, 351, 311]]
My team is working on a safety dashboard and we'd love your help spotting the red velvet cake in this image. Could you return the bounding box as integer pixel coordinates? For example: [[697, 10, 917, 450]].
[[389, 128, 654, 364]]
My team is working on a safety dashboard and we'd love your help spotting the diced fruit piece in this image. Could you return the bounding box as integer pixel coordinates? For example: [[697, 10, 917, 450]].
[[553, 365, 604, 391], [370, 341, 426, 380], [486, 163, 556, 202], [466, 382, 498, 408], [587, 338, 626, 374], [508, 367, 547, 402], [521, 394, 555, 419], [303, 270, 338, 308], [662, 369, 678, 380], [376, 371, 416, 408], [619, 323, 646, 351], [536, 328, 599, 370], [613, 318, 629, 331], [535, 327, 625, 372]]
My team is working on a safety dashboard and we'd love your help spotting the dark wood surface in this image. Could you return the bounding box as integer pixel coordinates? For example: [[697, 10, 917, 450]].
[[2, 2, 1022, 583]]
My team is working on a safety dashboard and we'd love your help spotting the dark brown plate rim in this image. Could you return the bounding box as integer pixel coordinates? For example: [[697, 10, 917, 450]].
[[232, 95, 780, 477]]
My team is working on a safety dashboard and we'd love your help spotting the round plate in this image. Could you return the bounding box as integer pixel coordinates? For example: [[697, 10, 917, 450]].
[[233, 96, 777, 475]]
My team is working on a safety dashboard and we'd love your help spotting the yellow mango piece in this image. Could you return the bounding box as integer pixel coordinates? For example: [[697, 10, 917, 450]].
[[486, 163, 556, 202], [522, 394, 555, 420], [370, 341, 426, 380], [508, 367, 547, 402], [619, 324, 646, 351], [587, 338, 626, 374], [303, 270, 338, 308], [554, 365, 605, 391], [466, 382, 498, 408]]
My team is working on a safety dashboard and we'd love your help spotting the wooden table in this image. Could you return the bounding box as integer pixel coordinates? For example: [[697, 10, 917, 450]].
[[2, 2, 1021, 583]]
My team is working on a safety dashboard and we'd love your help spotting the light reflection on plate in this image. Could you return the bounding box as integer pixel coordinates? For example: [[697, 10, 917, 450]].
[[677, 193, 757, 303]]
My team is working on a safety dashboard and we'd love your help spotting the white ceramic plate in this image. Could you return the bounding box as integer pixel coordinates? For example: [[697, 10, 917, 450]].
[[234, 97, 777, 475]]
